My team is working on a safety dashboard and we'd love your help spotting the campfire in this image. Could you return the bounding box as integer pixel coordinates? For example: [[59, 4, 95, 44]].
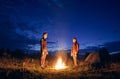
[[55, 57, 67, 70]]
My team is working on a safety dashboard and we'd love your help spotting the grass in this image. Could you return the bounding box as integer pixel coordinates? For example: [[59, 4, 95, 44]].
[[0, 57, 120, 79]]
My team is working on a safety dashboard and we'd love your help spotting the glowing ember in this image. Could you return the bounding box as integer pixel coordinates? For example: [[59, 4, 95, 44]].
[[55, 58, 66, 70]]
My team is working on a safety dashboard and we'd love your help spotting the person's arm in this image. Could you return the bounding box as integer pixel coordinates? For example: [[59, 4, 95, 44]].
[[76, 43, 79, 54], [42, 39, 48, 55], [46, 41, 48, 55], [71, 44, 73, 56], [41, 39, 45, 55], [71, 51, 73, 56], [41, 39, 44, 49]]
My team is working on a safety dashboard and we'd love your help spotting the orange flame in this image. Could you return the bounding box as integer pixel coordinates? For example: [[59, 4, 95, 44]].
[[55, 58, 66, 70]]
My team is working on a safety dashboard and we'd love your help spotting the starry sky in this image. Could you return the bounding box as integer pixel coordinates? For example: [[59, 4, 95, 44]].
[[0, 0, 120, 53]]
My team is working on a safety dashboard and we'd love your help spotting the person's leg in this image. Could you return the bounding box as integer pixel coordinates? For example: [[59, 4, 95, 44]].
[[73, 55, 77, 67], [41, 54, 47, 67], [43, 54, 46, 67], [41, 55, 44, 67]]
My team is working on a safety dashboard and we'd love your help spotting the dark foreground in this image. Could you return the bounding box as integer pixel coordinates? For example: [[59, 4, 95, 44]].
[[0, 67, 120, 79], [0, 58, 120, 79]]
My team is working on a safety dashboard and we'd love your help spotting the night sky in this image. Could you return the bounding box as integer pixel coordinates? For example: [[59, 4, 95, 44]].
[[0, 0, 120, 53]]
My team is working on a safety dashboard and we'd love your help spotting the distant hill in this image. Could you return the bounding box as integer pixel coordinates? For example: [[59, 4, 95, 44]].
[[111, 52, 120, 63]]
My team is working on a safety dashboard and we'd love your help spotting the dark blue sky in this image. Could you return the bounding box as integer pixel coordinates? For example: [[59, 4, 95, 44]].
[[0, 0, 120, 53]]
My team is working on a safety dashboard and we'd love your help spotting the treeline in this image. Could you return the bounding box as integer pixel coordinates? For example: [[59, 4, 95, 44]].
[[0, 48, 40, 59], [0, 48, 120, 63]]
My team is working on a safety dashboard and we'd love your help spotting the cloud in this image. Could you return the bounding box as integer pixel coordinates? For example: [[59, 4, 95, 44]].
[[0, 14, 39, 50], [0, 13, 56, 51], [28, 41, 57, 51], [47, 41, 56, 44], [0, 0, 120, 52], [102, 41, 120, 52], [52, 0, 64, 8], [82, 41, 120, 53]]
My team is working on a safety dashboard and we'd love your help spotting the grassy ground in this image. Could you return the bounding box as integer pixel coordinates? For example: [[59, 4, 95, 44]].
[[0, 58, 120, 79]]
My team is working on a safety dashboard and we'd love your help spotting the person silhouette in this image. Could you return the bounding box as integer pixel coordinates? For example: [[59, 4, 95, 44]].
[[40, 32, 48, 69], [71, 37, 79, 68]]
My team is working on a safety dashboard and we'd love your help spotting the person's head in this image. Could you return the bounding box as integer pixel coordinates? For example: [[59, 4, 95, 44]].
[[43, 32, 48, 39], [73, 37, 77, 43]]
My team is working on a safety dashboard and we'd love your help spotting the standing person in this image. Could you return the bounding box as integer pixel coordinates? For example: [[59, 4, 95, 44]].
[[40, 32, 48, 69], [71, 37, 79, 68]]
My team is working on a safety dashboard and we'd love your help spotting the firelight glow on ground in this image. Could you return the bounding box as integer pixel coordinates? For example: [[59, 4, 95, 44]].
[[55, 58, 67, 70]]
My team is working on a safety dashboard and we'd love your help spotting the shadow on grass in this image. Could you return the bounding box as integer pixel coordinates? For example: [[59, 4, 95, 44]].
[[0, 67, 120, 79]]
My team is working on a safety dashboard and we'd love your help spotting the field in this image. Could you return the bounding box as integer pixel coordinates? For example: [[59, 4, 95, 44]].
[[0, 57, 120, 79]]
